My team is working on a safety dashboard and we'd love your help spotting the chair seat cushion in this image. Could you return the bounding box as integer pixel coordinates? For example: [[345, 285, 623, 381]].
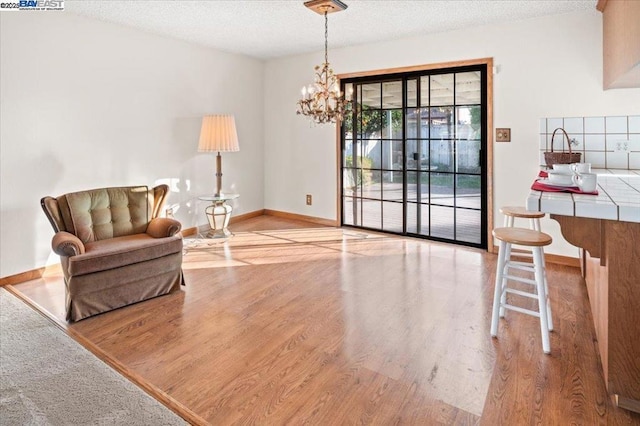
[[67, 233, 182, 276]]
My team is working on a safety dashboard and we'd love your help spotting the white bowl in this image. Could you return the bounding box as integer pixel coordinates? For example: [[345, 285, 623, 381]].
[[547, 171, 574, 186]]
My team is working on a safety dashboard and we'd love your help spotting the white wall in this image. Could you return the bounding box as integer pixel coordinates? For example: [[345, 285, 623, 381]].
[[264, 10, 640, 257], [0, 13, 264, 277]]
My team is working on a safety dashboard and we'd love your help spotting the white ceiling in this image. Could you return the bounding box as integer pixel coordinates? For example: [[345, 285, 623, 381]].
[[67, 0, 597, 60]]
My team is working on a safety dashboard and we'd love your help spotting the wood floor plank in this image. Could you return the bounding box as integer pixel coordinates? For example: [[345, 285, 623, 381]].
[[9, 217, 640, 425]]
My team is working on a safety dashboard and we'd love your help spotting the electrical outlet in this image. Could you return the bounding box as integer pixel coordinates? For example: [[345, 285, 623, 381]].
[[306, 194, 312, 205], [613, 140, 631, 153], [496, 128, 511, 142], [165, 207, 174, 218]]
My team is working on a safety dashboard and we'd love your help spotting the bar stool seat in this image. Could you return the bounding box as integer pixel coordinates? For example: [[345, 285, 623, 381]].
[[499, 205, 546, 271], [500, 206, 545, 230], [493, 227, 551, 246], [491, 227, 554, 354]]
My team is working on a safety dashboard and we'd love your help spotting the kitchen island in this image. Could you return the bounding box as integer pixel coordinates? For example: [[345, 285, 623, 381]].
[[527, 169, 640, 413]]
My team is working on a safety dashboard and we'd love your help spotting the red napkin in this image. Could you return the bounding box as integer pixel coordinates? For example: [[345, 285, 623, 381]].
[[531, 179, 598, 195], [538, 170, 548, 178]]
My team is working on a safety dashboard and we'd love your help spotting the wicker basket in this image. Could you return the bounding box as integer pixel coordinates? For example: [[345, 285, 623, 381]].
[[544, 128, 581, 166]]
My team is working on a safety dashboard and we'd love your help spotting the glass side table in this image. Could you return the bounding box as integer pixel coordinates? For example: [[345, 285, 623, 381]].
[[198, 193, 239, 238]]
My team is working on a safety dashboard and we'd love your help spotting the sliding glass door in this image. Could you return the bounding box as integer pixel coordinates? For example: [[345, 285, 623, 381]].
[[341, 65, 487, 248]]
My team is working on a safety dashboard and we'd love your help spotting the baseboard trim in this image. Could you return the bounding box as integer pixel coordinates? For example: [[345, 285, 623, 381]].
[[263, 209, 338, 227], [181, 209, 266, 237], [493, 246, 580, 268], [546, 253, 580, 268], [0, 264, 62, 287], [230, 209, 265, 224], [181, 227, 198, 237]]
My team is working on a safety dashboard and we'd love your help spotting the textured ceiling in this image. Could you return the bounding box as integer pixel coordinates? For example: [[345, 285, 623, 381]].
[[67, 0, 597, 60]]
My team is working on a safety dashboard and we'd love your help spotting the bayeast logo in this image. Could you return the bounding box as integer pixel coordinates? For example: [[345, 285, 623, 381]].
[[20, 0, 64, 9], [0, 0, 64, 11]]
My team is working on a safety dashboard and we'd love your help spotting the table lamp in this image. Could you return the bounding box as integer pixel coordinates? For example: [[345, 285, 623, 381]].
[[198, 115, 240, 197]]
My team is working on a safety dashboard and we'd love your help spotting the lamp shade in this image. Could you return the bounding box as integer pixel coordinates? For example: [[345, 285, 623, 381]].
[[198, 115, 240, 152]]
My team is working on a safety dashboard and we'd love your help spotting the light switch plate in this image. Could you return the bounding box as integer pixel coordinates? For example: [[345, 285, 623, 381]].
[[496, 128, 511, 142]]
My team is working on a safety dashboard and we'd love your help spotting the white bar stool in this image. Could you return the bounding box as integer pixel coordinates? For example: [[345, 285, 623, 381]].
[[499, 206, 552, 332], [491, 227, 554, 354]]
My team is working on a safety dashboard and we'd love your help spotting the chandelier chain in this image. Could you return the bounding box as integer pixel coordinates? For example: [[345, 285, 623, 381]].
[[324, 10, 328, 65]]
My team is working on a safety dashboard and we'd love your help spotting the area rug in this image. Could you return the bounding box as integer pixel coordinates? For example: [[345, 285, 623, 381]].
[[0, 288, 185, 425]]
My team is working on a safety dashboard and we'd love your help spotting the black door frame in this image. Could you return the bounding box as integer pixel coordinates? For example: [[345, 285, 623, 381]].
[[337, 59, 494, 250]]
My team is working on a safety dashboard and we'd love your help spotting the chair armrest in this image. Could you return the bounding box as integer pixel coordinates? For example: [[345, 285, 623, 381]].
[[146, 217, 182, 238], [52, 232, 86, 257]]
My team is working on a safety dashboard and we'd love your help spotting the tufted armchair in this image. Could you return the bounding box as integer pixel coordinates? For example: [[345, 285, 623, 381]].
[[41, 185, 184, 321]]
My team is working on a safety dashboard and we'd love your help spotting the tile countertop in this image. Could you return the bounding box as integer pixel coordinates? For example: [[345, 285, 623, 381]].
[[527, 169, 640, 223]]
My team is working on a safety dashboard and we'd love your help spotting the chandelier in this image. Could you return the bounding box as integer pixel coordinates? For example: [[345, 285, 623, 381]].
[[296, 0, 350, 124]]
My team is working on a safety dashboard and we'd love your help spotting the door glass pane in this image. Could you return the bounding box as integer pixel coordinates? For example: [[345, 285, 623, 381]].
[[382, 81, 402, 109], [383, 201, 403, 232], [344, 83, 354, 102], [456, 106, 481, 141], [430, 205, 454, 239], [361, 199, 381, 229], [419, 203, 431, 236], [343, 196, 353, 225], [343, 197, 360, 226], [420, 76, 430, 106], [361, 83, 380, 108], [456, 175, 481, 209], [430, 173, 454, 207], [430, 140, 454, 173], [382, 171, 403, 201], [456, 139, 481, 174], [406, 140, 418, 170], [456, 208, 481, 244], [407, 202, 427, 235], [407, 171, 418, 202], [382, 140, 403, 170], [359, 109, 381, 138], [430, 107, 453, 140], [406, 109, 419, 139], [343, 168, 360, 197], [455, 71, 481, 105], [406, 202, 418, 234], [407, 140, 429, 170], [419, 108, 430, 139], [382, 109, 403, 139], [407, 79, 417, 108], [362, 171, 381, 199], [430, 73, 454, 106], [418, 140, 430, 170], [363, 139, 382, 169], [343, 139, 354, 167]]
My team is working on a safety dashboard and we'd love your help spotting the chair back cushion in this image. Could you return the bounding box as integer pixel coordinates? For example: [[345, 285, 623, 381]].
[[57, 186, 153, 243]]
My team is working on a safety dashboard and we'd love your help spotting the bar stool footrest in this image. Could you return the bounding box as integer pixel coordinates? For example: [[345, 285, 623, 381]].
[[505, 288, 539, 300], [502, 303, 541, 318], [505, 262, 536, 273], [503, 274, 538, 286]]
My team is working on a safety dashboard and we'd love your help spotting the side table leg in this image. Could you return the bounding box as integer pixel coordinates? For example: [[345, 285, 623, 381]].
[[205, 201, 233, 238]]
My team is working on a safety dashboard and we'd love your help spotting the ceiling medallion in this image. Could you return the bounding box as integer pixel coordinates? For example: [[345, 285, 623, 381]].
[[296, 0, 350, 125]]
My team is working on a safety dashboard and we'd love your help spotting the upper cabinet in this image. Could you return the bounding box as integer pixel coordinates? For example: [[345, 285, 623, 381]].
[[597, 0, 640, 89]]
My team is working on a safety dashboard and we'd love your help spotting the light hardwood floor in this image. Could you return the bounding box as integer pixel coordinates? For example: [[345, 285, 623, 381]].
[[7, 216, 640, 425]]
